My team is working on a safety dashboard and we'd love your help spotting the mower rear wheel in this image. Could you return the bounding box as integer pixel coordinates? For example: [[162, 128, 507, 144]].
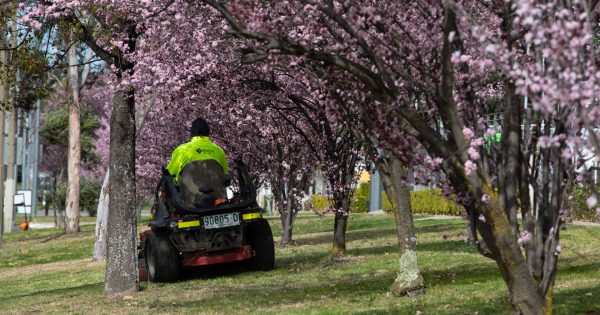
[[245, 219, 275, 271], [145, 232, 180, 282]]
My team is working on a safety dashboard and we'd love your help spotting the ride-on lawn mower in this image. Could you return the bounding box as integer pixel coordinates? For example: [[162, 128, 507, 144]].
[[138, 160, 275, 282]]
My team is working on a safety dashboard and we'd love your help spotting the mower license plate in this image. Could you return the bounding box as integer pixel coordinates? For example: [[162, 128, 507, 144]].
[[202, 213, 240, 229]]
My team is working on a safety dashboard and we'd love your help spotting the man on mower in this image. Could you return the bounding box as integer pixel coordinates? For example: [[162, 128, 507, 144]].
[[166, 117, 229, 205]]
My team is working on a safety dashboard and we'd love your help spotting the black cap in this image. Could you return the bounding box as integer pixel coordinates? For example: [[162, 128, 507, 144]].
[[189, 117, 210, 137]]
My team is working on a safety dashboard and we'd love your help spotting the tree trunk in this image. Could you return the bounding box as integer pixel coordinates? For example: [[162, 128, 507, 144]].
[[3, 107, 16, 233], [280, 207, 293, 246], [0, 114, 4, 243], [104, 89, 138, 296], [332, 212, 348, 258], [376, 156, 425, 296], [2, 17, 17, 234], [93, 170, 110, 260], [330, 155, 356, 260], [464, 191, 546, 314], [56, 209, 66, 228], [93, 95, 155, 261], [0, 16, 6, 245], [279, 192, 295, 246], [65, 34, 81, 233]]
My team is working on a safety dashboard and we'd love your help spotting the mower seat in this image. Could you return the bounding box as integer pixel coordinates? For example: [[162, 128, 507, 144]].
[[177, 159, 227, 207]]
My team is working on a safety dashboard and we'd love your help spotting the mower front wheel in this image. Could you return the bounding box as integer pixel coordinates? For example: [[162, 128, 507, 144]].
[[245, 219, 275, 271], [145, 232, 181, 282]]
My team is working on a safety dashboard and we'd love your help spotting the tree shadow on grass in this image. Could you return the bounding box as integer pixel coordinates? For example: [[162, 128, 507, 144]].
[[0, 282, 102, 303], [415, 221, 467, 235], [347, 239, 479, 257], [159, 271, 398, 310], [417, 239, 478, 254], [553, 286, 600, 314], [294, 227, 397, 246], [422, 259, 600, 289], [347, 244, 397, 257], [180, 260, 250, 280], [556, 261, 600, 276], [179, 249, 333, 281], [151, 268, 512, 315], [276, 251, 330, 267]]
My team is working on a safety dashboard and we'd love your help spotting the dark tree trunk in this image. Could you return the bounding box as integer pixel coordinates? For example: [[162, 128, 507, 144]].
[[331, 212, 348, 258], [274, 183, 295, 246], [94, 95, 155, 261], [329, 147, 358, 260], [376, 156, 424, 296], [280, 198, 294, 246], [104, 89, 138, 296], [330, 179, 352, 259]]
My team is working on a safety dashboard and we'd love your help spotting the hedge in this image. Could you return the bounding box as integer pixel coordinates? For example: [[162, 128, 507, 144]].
[[307, 184, 599, 222], [406, 189, 463, 216], [306, 183, 463, 216], [570, 185, 600, 222]]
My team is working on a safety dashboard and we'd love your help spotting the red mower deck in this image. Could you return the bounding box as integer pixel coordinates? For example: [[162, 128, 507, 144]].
[[182, 245, 253, 267]]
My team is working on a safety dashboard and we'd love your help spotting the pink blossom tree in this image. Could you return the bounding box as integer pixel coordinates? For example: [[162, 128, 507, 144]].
[[195, 0, 600, 312], [25, 1, 600, 311], [24, 0, 147, 295], [134, 60, 317, 246]]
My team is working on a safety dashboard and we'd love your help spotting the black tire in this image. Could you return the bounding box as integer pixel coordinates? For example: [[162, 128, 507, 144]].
[[245, 219, 275, 271], [145, 232, 180, 282]]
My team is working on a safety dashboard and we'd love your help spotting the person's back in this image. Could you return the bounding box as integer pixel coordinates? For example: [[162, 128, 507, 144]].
[[167, 135, 229, 182], [166, 117, 229, 206]]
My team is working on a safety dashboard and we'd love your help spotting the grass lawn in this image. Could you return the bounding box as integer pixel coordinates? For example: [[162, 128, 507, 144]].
[[0, 213, 599, 314]]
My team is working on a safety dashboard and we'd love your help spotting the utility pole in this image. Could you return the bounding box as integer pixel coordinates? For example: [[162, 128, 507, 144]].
[[369, 170, 382, 212]]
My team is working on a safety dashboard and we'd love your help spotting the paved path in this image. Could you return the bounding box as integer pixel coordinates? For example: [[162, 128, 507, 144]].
[[29, 222, 56, 229]]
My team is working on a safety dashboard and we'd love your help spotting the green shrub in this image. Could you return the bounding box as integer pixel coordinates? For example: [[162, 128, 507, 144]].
[[409, 189, 463, 216], [57, 178, 102, 217], [349, 182, 370, 213], [306, 194, 331, 213], [307, 186, 463, 216], [570, 185, 599, 222]]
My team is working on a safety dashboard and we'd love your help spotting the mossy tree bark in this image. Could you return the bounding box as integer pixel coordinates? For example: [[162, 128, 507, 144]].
[[376, 155, 424, 296]]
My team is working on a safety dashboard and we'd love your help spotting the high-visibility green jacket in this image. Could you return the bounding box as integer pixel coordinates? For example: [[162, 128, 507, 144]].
[[166, 136, 229, 182]]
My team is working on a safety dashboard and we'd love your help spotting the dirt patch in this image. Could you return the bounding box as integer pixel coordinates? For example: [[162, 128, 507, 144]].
[[0, 258, 104, 280]]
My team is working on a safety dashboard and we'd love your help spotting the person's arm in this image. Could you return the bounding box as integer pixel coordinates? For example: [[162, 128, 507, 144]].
[[167, 146, 185, 180], [220, 151, 229, 175]]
